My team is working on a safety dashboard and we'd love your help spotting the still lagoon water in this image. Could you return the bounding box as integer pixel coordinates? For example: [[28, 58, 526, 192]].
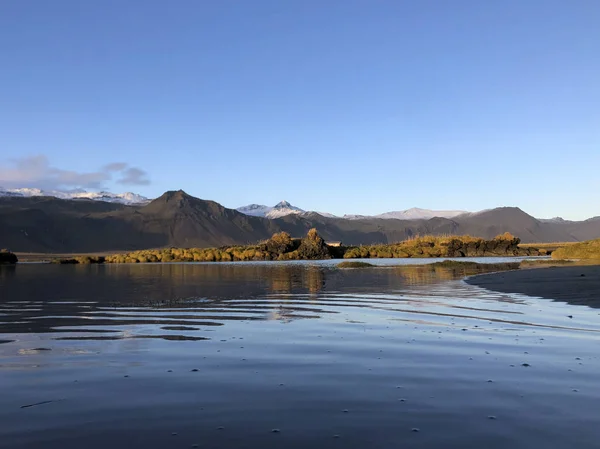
[[1, 260, 599, 448]]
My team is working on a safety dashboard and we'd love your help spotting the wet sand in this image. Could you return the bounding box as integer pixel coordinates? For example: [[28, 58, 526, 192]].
[[467, 265, 600, 307]]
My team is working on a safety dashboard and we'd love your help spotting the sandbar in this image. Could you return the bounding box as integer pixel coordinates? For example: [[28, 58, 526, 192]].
[[467, 265, 600, 307]]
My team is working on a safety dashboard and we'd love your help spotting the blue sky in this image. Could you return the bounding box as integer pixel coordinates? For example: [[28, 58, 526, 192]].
[[1, 1, 599, 219]]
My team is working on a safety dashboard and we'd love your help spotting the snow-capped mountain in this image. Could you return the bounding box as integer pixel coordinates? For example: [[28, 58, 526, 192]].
[[267, 201, 305, 218], [374, 208, 468, 220], [342, 214, 371, 220], [344, 208, 468, 220], [235, 204, 273, 217], [0, 187, 150, 205], [237, 202, 468, 221], [237, 201, 306, 219], [310, 211, 338, 219], [539, 216, 569, 223]]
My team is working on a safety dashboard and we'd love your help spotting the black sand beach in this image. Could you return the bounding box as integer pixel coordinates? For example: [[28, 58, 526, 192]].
[[467, 265, 600, 307]]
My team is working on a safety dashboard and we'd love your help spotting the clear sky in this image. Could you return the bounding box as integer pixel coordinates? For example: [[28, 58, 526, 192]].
[[1, 1, 599, 219]]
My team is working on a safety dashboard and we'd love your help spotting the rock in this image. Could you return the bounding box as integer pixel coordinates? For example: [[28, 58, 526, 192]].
[[297, 229, 332, 260], [0, 250, 18, 264]]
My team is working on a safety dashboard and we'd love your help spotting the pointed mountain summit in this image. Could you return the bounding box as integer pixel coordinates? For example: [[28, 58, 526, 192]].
[[268, 201, 304, 218], [143, 189, 193, 209], [142, 190, 237, 220], [136, 190, 282, 247]]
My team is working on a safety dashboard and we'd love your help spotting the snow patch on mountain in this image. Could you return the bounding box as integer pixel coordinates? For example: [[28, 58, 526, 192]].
[[237, 203, 469, 221], [267, 201, 305, 218], [375, 208, 468, 220], [343, 208, 468, 220], [0, 187, 150, 205], [342, 214, 371, 220], [237, 201, 308, 219], [235, 204, 272, 217], [539, 216, 570, 223], [311, 211, 338, 218]]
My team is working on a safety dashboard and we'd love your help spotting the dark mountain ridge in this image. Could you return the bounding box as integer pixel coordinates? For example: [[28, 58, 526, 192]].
[[0, 190, 598, 253]]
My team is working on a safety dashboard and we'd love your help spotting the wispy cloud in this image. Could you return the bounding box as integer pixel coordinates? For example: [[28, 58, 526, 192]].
[[103, 162, 129, 172], [0, 155, 151, 190], [117, 167, 150, 186]]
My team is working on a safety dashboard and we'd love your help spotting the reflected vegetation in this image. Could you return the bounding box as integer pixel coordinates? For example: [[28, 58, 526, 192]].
[[1, 262, 595, 345], [394, 263, 519, 285], [0, 263, 507, 342]]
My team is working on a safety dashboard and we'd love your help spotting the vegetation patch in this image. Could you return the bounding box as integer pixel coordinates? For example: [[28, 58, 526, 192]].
[[342, 233, 538, 259], [51, 256, 105, 264], [552, 239, 600, 260], [519, 242, 576, 255], [337, 261, 375, 268], [46, 231, 541, 265], [0, 249, 18, 264], [104, 229, 335, 263], [429, 260, 480, 268], [520, 259, 575, 267], [428, 260, 520, 272]]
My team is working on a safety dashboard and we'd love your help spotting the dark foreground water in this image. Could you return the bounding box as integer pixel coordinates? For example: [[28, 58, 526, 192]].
[[1, 261, 600, 449]]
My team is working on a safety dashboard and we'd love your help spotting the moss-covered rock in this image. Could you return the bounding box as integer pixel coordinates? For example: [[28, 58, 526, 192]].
[[297, 228, 332, 260], [337, 261, 375, 268], [263, 232, 297, 256]]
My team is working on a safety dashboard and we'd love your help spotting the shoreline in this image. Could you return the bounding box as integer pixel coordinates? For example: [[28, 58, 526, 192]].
[[11, 255, 544, 265], [466, 265, 600, 308]]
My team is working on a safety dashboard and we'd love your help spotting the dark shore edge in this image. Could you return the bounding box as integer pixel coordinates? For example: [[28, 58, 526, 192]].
[[465, 265, 600, 307]]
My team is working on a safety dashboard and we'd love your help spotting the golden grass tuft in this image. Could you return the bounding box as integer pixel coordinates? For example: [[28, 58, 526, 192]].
[[552, 239, 600, 260]]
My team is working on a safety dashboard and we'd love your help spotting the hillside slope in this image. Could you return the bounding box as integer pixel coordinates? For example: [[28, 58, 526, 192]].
[[453, 208, 577, 243]]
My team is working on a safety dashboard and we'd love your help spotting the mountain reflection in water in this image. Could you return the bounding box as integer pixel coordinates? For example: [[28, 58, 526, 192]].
[[0, 263, 519, 340]]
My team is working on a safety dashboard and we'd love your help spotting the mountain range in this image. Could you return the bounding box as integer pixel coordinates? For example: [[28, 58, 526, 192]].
[[0, 188, 487, 220], [0, 189, 599, 254], [0, 187, 150, 205], [235, 201, 465, 220], [0, 187, 582, 223]]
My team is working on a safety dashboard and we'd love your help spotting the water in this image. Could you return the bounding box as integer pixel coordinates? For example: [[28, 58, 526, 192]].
[[1, 260, 599, 449]]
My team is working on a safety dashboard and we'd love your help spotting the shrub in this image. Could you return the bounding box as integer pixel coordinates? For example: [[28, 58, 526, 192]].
[[341, 234, 530, 259], [265, 232, 295, 255]]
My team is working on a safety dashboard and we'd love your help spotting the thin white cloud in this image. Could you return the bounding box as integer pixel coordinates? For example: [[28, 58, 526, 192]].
[[117, 167, 150, 186], [103, 162, 128, 172], [0, 155, 151, 190]]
